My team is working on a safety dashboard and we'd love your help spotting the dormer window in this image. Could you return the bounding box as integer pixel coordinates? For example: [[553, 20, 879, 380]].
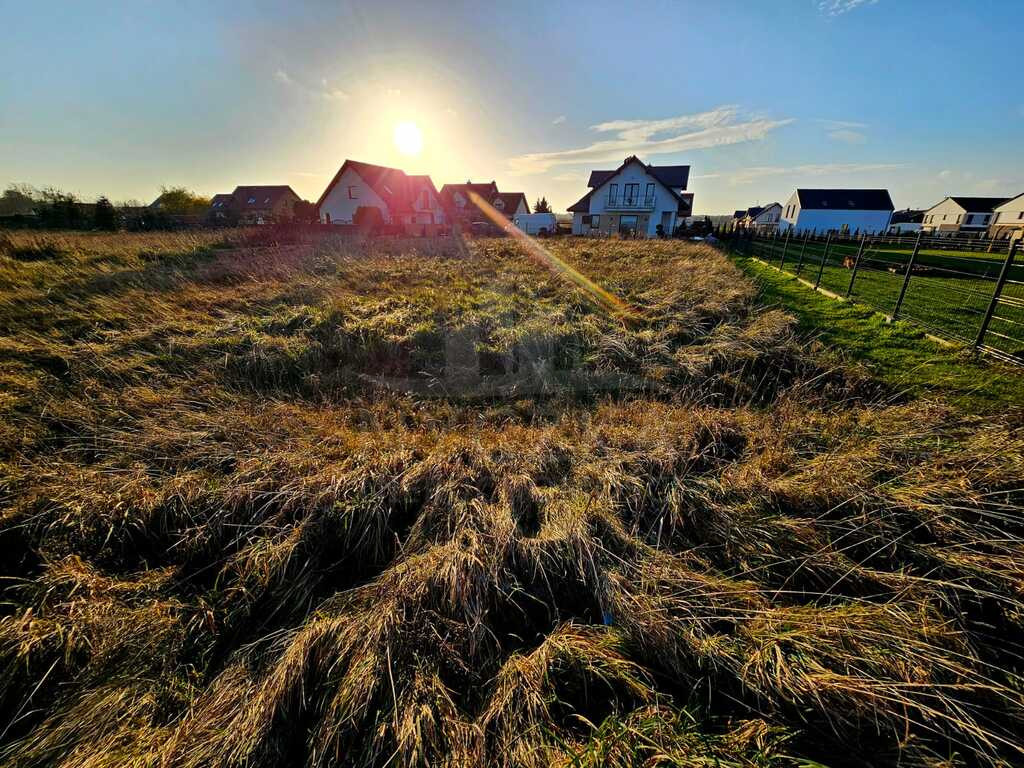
[[264, 197, 271, 204], [247, 197, 256, 204], [494, 198, 505, 210]]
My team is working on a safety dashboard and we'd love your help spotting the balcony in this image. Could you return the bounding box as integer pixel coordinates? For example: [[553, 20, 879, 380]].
[[604, 195, 656, 211]]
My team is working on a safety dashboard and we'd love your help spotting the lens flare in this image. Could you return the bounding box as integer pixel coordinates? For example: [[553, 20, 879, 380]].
[[393, 122, 423, 156]]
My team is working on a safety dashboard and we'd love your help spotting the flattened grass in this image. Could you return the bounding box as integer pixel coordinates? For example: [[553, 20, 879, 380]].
[[0, 231, 1022, 767]]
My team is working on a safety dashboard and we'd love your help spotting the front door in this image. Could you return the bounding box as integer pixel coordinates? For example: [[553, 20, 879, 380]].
[[618, 215, 639, 237]]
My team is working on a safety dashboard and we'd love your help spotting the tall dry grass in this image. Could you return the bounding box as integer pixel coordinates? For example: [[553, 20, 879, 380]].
[[0, 230, 1022, 767]]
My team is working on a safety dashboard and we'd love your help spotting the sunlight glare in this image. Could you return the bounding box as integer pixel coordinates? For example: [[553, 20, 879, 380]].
[[393, 121, 423, 156]]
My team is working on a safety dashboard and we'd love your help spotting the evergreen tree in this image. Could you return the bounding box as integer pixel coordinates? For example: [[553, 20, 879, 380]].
[[534, 196, 552, 213], [94, 197, 118, 230]]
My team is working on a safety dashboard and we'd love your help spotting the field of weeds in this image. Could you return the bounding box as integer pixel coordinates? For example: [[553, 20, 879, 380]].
[[1, 229, 1022, 767]]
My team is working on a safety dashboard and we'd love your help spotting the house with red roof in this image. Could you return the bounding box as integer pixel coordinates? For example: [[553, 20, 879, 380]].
[[316, 160, 446, 232]]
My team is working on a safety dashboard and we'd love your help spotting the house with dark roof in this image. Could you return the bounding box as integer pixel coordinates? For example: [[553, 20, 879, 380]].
[[316, 160, 446, 232], [921, 196, 1010, 236], [736, 203, 782, 233], [989, 193, 1024, 240], [439, 181, 500, 227], [491, 192, 529, 219], [780, 189, 894, 235], [567, 155, 692, 238], [887, 209, 925, 235], [206, 186, 301, 225]]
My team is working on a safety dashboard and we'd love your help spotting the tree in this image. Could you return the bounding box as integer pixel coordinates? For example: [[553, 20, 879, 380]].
[[93, 197, 118, 230], [292, 200, 319, 224], [154, 186, 210, 215], [0, 184, 37, 216], [534, 196, 552, 213], [354, 205, 384, 234], [37, 188, 81, 229]]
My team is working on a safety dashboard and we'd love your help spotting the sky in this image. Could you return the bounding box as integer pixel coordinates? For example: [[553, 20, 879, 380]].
[[1, 0, 1021, 214]]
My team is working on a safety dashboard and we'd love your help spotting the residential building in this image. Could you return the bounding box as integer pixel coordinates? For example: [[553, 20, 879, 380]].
[[921, 197, 1008, 236], [989, 194, 1024, 240], [439, 181, 500, 227], [737, 203, 782, 232], [568, 155, 692, 238], [491, 192, 529, 219], [779, 189, 894, 234], [317, 160, 446, 232], [887, 209, 924, 234], [206, 185, 301, 225]]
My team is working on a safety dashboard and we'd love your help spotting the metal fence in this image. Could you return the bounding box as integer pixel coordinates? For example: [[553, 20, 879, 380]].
[[730, 230, 1024, 365]]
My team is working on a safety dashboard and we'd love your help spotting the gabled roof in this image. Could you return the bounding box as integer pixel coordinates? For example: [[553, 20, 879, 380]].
[[232, 185, 300, 211], [795, 189, 894, 211], [209, 193, 233, 210], [492, 192, 529, 214], [568, 156, 692, 213], [587, 163, 689, 190], [733, 210, 746, 219], [890, 208, 925, 225], [945, 196, 1010, 213], [994, 192, 1024, 211], [316, 160, 438, 213]]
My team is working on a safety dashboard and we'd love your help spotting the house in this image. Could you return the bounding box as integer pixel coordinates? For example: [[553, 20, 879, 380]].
[[887, 209, 924, 235], [439, 182, 500, 227], [737, 203, 782, 233], [568, 155, 692, 238], [779, 189, 894, 235], [491, 192, 530, 219], [316, 160, 446, 232], [989, 193, 1024, 240], [206, 185, 301, 225], [921, 197, 1008, 236]]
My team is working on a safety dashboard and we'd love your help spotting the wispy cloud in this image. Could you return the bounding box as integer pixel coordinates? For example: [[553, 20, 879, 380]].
[[274, 69, 349, 101], [508, 106, 793, 175], [552, 115, 567, 125], [729, 162, 903, 185], [816, 119, 868, 144], [819, 0, 879, 16]]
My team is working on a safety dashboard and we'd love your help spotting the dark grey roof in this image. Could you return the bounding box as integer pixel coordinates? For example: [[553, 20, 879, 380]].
[[890, 208, 924, 225], [796, 189, 894, 211], [587, 163, 689, 190], [947, 196, 1010, 213], [733, 210, 746, 219], [232, 185, 299, 210]]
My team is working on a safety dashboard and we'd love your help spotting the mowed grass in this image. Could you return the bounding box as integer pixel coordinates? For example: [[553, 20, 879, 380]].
[[1, 230, 1024, 768], [747, 237, 1024, 359]]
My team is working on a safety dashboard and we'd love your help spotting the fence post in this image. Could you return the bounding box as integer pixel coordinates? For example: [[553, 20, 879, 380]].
[[974, 240, 1018, 349], [892, 231, 923, 320], [795, 231, 810, 275], [778, 229, 792, 269], [846, 233, 868, 297], [814, 232, 833, 290]]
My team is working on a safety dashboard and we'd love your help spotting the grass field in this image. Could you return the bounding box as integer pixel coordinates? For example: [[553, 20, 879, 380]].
[[2, 230, 1024, 767], [745, 236, 1024, 358]]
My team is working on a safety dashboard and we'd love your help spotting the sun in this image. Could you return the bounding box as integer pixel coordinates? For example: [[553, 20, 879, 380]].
[[393, 121, 423, 156]]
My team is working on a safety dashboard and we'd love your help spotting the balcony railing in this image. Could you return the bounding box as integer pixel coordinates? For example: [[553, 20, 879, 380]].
[[605, 195, 656, 211]]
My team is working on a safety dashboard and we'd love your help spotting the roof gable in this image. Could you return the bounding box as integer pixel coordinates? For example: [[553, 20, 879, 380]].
[[947, 196, 1010, 213], [795, 189, 894, 211], [317, 160, 438, 213], [587, 160, 689, 190]]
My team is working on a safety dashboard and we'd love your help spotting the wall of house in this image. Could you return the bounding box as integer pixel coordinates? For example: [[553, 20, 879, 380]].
[[990, 196, 1024, 237], [921, 198, 964, 232], [585, 161, 679, 237], [319, 167, 390, 224], [779, 192, 801, 230], [782, 209, 892, 234]]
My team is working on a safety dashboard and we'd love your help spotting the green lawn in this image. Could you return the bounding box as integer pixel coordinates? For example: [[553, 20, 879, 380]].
[[732, 254, 1024, 412], [743, 238, 1024, 359]]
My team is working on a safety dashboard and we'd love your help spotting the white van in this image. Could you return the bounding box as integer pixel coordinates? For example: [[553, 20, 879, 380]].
[[513, 213, 557, 236]]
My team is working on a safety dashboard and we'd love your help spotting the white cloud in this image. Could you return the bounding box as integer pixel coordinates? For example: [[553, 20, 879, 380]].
[[829, 129, 867, 144], [938, 169, 953, 179], [508, 106, 794, 175], [274, 69, 349, 101], [819, 0, 879, 16], [729, 162, 904, 185], [552, 115, 567, 125]]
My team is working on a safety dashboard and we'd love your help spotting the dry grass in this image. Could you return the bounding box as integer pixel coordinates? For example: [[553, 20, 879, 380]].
[[0, 230, 1022, 767]]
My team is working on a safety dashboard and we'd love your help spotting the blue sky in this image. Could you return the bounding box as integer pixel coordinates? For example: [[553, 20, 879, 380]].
[[1, 0, 1021, 213]]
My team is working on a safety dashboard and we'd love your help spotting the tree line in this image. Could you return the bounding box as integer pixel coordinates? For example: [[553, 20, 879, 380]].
[[0, 184, 210, 230]]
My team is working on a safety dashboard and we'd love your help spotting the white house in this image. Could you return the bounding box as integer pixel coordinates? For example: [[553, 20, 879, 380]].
[[317, 159, 446, 231], [921, 197, 1008, 236], [779, 189, 894, 235], [568, 155, 692, 238], [887, 209, 924, 235], [989, 193, 1024, 239], [738, 203, 782, 233], [492, 192, 530, 219]]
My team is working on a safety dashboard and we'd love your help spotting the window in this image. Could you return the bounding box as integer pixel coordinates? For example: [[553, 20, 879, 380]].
[[982, 215, 990, 223], [348, 186, 359, 199], [966, 214, 975, 225], [608, 183, 618, 202], [264, 197, 271, 204], [247, 197, 256, 204], [494, 198, 505, 210], [618, 215, 639, 236], [623, 183, 640, 204], [645, 182, 655, 202], [589, 214, 600, 228], [1019, 211, 1024, 220]]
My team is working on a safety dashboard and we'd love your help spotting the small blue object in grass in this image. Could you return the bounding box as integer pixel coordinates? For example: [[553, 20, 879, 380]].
[[602, 610, 614, 626]]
